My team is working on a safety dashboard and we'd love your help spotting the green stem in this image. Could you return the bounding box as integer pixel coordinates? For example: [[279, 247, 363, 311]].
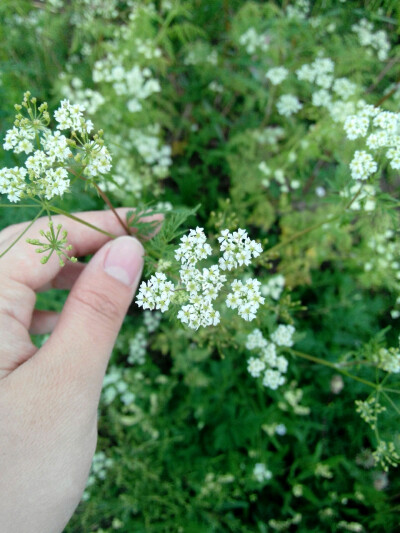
[[47, 205, 116, 238], [0, 207, 45, 258], [0, 204, 38, 208], [288, 348, 378, 389], [382, 391, 400, 416]]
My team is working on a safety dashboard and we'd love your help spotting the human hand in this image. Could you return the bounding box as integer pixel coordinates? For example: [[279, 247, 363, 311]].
[[0, 209, 155, 533]]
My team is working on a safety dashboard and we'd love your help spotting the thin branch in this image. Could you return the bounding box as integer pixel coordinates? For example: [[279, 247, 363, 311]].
[[47, 206, 116, 238], [366, 57, 400, 94], [0, 208, 44, 259], [289, 348, 378, 389]]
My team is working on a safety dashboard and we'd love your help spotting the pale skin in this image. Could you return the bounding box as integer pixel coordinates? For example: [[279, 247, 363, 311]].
[[0, 208, 156, 533]]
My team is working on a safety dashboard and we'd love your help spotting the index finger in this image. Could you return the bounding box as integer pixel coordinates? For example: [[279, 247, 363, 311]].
[[0, 208, 161, 290]]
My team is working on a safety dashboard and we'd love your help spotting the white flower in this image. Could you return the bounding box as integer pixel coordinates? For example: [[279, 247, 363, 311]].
[[349, 150, 377, 180], [265, 67, 288, 85], [312, 89, 332, 108], [261, 275, 285, 300], [239, 28, 269, 54], [246, 329, 268, 350], [54, 99, 88, 133], [261, 343, 277, 366], [263, 369, 285, 390], [0, 166, 27, 203], [247, 357, 266, 377], [253, 463, 272, 482], [271, 324, 295, 347], [258, 161, 271, 176], [344, 115, 369, 140], [276, 94, 302, 117], [218, 228, 262, 271], [84, 142, 112, 176], [275, 423, 287, 436], [333, 78, 357, 100]]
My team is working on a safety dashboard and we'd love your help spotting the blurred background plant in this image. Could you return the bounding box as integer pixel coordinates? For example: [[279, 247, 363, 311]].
[[1, 0, 400, 531]]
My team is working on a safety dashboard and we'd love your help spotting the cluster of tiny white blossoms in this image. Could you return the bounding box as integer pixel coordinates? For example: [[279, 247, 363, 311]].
[[136, 228, 264, 330], [363, 229, 400, 285], [238, 28, 269, 54], [102, 126, 172, 198], [93, 54, 160, 113], [344, 106, 400, 180], [0, 93, 111, 203], [373, 346, 400, 374], [246, 326, 295, 390], [128, 311, 162, 365], [296, 56, 335, 89], [352, 18, 390, 61], [349, 150, 378, 181], [102, 366, 136, 406], [265, 67, 289, 86], [286, 0, 310, 20], [59, 76, 105, 115], [82, 451, 114, 502], [261, 274, 285, 300], [253, 463, 272, 483], [276, 94, 303, 117]]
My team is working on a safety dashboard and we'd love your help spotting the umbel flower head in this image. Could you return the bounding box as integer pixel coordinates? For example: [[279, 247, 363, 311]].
[[136, 228, 264, 330], [0, 92, 112, 203]]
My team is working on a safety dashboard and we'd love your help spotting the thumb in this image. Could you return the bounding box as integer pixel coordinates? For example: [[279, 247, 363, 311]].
[[37, 236, 144, 393]]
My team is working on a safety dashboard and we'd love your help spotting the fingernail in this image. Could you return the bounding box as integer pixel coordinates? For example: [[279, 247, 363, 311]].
[[103, 236, 144, 287]]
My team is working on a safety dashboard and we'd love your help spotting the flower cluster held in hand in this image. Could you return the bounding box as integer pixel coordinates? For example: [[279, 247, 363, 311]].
[[136, 228, 264, 330]]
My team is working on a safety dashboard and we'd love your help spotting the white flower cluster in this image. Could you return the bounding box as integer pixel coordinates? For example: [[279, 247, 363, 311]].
[[276, 94, 302, 117], [261, 274, 285, 300], [1, 97, 109, 202], [60, 76, 105, 115], [333, 78, 357, 100], [349, 150, 377, 181], [54, 99, 93, 133], [93, 55, 160, 112], [103, 126, 172, 198], [129, 127, 172, 177], [364, 229, 400, 280], [352, 18, 390, 61], [135, 38, 162, 60], [253, 463, 272, 483], [286, 0, 310, 20], [375, 347, 400, 374], [296, 56, 335, 89], [344, 106, 400, 180], [82, 451, 114, 501], [128, 330, 147, 365], [102, 366, 136, 406], [246, 326, 294, 390], [239, 28, 269, 54], [128, 310, 162, 365], [136, 228, 263, 330], [226, 279, 265, 322], [83, 142, 112, 177], [3, 124, 35, 155], [265, 67, 288, 86], [217, 228, 263, 270], [271, 324, 295, 346]]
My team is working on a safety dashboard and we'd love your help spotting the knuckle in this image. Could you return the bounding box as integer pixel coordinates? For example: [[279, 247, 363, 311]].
[[70, 287, 121, 326]]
